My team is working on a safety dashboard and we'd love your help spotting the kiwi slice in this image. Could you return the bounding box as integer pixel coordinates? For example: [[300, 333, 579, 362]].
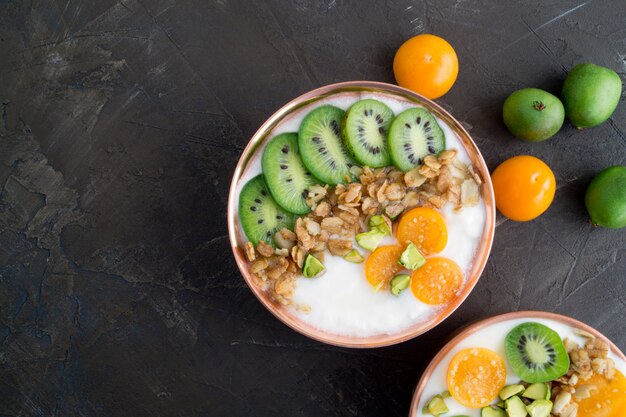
[[388, 107, 445, 171], [341, 99, 393, 167], [298, 105, 357, 185], [238, 175, 296, 247], [504, 322, 570, 383], [262, 133, 318, 214]]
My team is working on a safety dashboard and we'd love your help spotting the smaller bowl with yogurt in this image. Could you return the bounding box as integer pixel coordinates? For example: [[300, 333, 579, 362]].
[[227, 82, 495, 347], [411, 311, 626, 417]]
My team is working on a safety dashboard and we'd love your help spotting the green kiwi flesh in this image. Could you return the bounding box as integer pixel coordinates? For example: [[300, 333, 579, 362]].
[[298, 105, 357, 185], [262, 133, 318, 214], [238, 175, 296, 247], [388, 107, 445, 171], [341, 99, 393, 167], [504, 322, 570, 383]]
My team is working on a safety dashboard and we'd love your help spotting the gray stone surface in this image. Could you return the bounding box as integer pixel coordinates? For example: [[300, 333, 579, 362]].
[[0, 0, 624, 416]]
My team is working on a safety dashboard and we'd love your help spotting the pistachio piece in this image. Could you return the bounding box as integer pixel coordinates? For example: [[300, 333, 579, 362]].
[[343, 249, 364, 263], [398, 243, 426, 270], [390, 274, 410, 296], [355, 229, 385, 251], [368, 214, 392, 236], [302, 254, 325, 278]]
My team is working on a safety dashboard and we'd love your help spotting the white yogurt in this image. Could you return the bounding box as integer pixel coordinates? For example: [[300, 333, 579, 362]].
[[417, 317, 626, 417], [235, 92, 486, 337]]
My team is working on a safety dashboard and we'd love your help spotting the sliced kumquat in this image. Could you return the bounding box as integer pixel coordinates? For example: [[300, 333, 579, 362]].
[[575, 370, 626, 417], [364, 245, 405, 289], [410, 257, 463, 305], [447, 347, 506, 408], [396, 207, 447, 255]]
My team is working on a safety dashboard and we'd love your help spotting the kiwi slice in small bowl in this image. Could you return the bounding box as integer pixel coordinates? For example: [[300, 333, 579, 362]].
[[388, 107, 445, 172], [262, 133, 318, 215], [341, 99, 394, 168], [238, 174, 296, 247], [504, 322, 570, 383], [298, 105, 357, 185]]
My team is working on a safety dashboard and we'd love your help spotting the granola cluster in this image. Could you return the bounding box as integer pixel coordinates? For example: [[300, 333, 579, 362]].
[[244, 150, 483, 305], [548, 330, 617, 417]]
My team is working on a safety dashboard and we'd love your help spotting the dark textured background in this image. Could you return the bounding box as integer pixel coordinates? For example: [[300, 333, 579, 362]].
[[1, 0, 625, 416]]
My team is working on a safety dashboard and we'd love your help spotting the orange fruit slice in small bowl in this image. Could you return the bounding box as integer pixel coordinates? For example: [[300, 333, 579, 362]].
[[575, 369, 626, 417], [410, 257, 463, 305], [396, 207, 447, 255], [364, 245, 404, 289], [447, 347, 506, 408]]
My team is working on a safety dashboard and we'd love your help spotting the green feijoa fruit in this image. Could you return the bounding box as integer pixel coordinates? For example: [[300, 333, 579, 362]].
[[505, 395, 528, 417], [262, 133, 319, 214], [502, 88, 564, 142], [425, 395, 449, 416], [238, 175, 296, 247], [398, 243, 425, 270], [504, 322, 570, 383], [343, 249, 364, 263], [481, 405, 507, 417], [298, 105, 357, 185], [390, 274, 410, 296], [302, 254, 325, 278], [585, 165, 626, 229], [526, 399, 553, 417], [522, 383, 550, 401], [388, 107, 445, 171], [562, 63, 622, 129], [368, 214, 392, 236], [499, 384, 525, 400], [341, 99, 394, 167], [356, 229, 385, 251]]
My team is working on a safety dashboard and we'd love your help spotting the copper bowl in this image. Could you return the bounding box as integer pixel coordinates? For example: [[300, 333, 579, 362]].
[[409, 310, 626, 416], [227, 81, 496, 348]]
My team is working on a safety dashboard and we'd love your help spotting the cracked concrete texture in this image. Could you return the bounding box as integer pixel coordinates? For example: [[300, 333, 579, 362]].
[[0, 0, 624, 416]]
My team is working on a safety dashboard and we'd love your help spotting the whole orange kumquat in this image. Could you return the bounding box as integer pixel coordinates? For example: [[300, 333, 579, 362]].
[[393, 34, 458, 99], [491, 155, 556, 221]]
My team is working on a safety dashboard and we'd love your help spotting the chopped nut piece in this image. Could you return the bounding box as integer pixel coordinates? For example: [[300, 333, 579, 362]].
[[295, 218, 316, 250], [385, 182, 405, 201], [468, 166, 483, 185], [552, 391, 572, 414], [328, 239, 353, 256], [266, 256, 289, 280], [250, 258, 268, 274], [292, 245, 307, 268], [461, 179, 480, 207], [275, 228, 296, 250], [385, 202, 405, 219], [343, 183, 362, 203], [321, 217, 345, 234], [313, 201, 331, 217], [572, 385, 597, 401], [405, 167, 428, 187], [438, 149, 457, 164], [245, 242, 256, 262], [570, 349, 592, 373], [559, 403, 578, 417], [376, 180, 389, 203], [304, 218, 321, 236], [591, 357, 616, 379], [585, 338, 609, 358], [257, 240, 274, 257], [275, 248, 289, 257], [423, 155, 442, 170]]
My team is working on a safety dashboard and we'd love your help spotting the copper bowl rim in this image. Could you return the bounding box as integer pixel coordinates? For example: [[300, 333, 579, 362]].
[[408, 310, 626, 416], [227, 81, 496, 348]]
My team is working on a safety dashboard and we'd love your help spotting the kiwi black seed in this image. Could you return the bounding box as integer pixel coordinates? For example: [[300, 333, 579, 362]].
[[504, 322, 570, 383], [238, 174, 296, 247], [262, 132, 318, 215], [298, 105, 358, 185], [388, 107, 445, 171], [341, 99, 394, 167]]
